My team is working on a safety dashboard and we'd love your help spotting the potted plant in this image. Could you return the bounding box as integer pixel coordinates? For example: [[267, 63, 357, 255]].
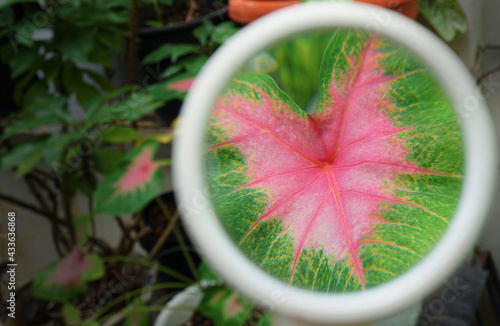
[[142, 19, 240, 125], [154, 264, 273, 326], [174, 2, 496, 325]]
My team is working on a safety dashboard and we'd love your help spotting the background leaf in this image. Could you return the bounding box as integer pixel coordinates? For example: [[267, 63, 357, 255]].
[[33, 249, 105, 302], [103, 126, 140, 144], [198, 286, 253, 326], [142, 44, 200, 65], [419, 0, 467, 42], [95, 141, 163, 215]]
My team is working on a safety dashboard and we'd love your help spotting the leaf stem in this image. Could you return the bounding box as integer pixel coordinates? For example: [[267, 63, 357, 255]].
[[102, 255, 194, 284], [93, 281, 189, 322], [155, 197, 200, 281]]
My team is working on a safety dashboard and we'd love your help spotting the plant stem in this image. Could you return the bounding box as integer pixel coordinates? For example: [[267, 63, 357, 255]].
[[102, 255, 194, 284], [101, 304, 177, 326], [128, 0, 139, 84], [152, 0, 164, 24], [94, 281, 189, 322], [155, 197, 199, 281], [186, 0, 197, 21], [60, 181, 76, 244], [0, 193, 50, 218], [147, 210, 179, 260], [477, 65, 500, 84]]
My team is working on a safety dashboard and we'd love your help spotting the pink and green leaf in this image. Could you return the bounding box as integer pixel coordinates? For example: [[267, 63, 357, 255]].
[[33, 248, 105, 302], [148, 72, 196, 102], [198, 286, 254, 326], [95, 140, 163, 215], [205, 30, 464, 292]]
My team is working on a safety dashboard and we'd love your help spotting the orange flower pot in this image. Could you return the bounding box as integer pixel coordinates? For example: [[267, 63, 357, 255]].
[[229, 0, 419, 24]]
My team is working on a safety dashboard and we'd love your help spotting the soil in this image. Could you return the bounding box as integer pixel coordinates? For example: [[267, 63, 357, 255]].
[[181, 307, 266, 326]]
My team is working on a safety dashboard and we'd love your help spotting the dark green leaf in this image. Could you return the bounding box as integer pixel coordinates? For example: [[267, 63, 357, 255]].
[[0, 116, 63, 141], [43, 57, 61, 81], [8, 47, 37, 79], [62, 63, 100, 106], [103, 125, 139, 144], [85, 69, 115, 91], [0, 0, 37, 10], [209, 22, 239, 46], [63, 303, 82, 324], [54, 24, 94, 61], [93, 148, 124, 174], [87, 42, 113, 67], [86, 92, 163, 126], [0, 141, 44, 174], [193, 20, 214, 47], [199, 261, 221, 282], [97, 28, 127, 53], [24, 95, 66, 116], [145, 20, 163, 28], [142, 44, 200, 65], [41, 131, 84, 165], [0, 7, 14, 27]]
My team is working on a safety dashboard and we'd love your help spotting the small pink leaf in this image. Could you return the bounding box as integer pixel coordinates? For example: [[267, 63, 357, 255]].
[[95, 141, 163, 215], [117, 145, 158, 193], [45, 248, 92, 286], [32, 249, 104, 302], [167, 77, 194, 92]]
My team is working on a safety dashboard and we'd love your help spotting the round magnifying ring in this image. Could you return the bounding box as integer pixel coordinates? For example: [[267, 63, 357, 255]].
[[173, 2, 497, 324]]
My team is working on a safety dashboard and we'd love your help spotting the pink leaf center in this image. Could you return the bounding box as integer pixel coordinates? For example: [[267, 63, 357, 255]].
[[167, 78, 194, 92], [117, 146, 158, 193], [45, 248, 92, 286]]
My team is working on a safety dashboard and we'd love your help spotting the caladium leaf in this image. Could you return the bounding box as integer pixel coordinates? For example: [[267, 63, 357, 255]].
[[148, 72, 196, 102], [95, 140, 163, 215], [199, 286, 254, 326], [33, 248, 105, 301], [205, 30, 464, 292]]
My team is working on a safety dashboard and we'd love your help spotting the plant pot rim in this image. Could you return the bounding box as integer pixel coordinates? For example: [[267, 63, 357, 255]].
[[138, 7, 228, 36], [228, 0, 417, 24], [173, 2, 497, 324]]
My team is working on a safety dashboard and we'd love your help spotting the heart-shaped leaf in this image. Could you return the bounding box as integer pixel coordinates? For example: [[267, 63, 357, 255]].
[[199, 286, 254, 326], [205, 30, 464, 292], [95, 140, 163, 215], [148, 72, 196, 102], [33, 248, 105, 301]]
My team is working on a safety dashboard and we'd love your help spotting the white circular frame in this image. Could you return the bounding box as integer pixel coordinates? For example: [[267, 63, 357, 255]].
[[173, 3, 497, 324]]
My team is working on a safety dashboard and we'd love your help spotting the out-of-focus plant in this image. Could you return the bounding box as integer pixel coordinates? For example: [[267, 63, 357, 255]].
[[0, 1, 198, 324], [419, 0, 467, 42], [144, 20, 240, 103]]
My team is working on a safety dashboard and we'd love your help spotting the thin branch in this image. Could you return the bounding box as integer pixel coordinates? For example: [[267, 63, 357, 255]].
[[0, 193, 49, 217], [128, 0, 139, 84], [155, 198, 199, 281], [477, 65, 500, 84], [147, 210, 179, 260], [29, 172, 58, 217]]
